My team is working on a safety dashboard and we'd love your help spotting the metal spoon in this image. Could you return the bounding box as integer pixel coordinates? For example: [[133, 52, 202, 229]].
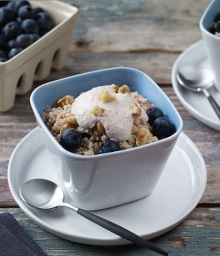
[[19, 178, 168, 256], [177, 65, 220, 119]]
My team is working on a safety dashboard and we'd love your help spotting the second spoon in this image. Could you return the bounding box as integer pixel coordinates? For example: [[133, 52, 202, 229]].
[[177, 65, 220, 119]]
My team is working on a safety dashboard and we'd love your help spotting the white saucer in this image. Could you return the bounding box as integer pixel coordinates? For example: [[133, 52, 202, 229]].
[[8, 128, 207, 246], [171, 40, 220, 131]]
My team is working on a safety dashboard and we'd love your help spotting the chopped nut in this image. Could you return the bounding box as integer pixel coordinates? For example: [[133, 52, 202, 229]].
[[135, 127, 151, 146], [52, 125, 60, 133], [101, 134, 108, 142], [118, 84, 130, 93], [54, 95, 74, 108], [91, 105, 106, 116], [60, 123, 71, 133], [111, 84, 119, 93], [66, 114, 76, 123], [120, 141, 131, 149], [96, 122, 106, 135], [131, 102, 141, 116], [98, 90, 116, 103], [59, 115, 78, 133], [93, 142, 100, 154]]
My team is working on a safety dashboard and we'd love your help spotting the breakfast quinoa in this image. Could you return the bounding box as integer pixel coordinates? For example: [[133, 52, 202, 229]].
[[42, 84, 159, 155]]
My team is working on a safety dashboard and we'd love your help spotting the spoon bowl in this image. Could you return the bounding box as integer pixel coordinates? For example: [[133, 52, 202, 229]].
[[177, 65, 220, 119], [177, 65, 214, 92], [20, 179, 66, 210], [19, 178, 168, 256]]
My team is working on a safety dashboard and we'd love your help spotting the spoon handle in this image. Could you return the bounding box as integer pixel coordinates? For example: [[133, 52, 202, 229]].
[[207, 95, 220, 119], [77, 208, 168, 256]]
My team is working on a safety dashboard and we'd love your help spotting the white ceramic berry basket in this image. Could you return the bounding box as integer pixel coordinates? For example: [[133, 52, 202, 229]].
[[0, 1, 79, 112]]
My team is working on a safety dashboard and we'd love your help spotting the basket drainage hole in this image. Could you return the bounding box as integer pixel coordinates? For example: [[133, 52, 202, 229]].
[[35, 61, 42, 75], [52, 49, 60, 62], [17, 75, 23, 88]]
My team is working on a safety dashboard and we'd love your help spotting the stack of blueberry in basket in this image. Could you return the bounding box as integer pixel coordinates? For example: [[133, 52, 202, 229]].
[[0, 0, 55, 62]]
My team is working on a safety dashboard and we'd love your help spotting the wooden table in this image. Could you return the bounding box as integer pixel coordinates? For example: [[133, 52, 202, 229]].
[[1, 0, 219, 255]]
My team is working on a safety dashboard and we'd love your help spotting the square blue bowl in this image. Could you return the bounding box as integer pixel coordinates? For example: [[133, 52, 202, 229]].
[[30, 67, 183, 210]]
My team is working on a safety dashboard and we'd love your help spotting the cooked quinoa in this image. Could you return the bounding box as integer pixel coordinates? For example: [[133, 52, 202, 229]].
[[42, 85, 158, 155]]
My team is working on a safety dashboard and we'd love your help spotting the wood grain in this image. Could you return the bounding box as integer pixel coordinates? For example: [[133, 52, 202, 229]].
[[67, 0, 210, 53], [0, 0, 219, 254], [1, 208, 220, 256]]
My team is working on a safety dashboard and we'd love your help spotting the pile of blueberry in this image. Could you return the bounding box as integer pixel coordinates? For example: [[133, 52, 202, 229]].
[[60, 107, 175, 155], [146, 107, 175, 140], [0, 0, 55, 62], [210, 12, 220, 35]]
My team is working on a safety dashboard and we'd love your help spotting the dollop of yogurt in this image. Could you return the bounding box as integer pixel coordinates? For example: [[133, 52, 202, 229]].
[[71, 85, 148, 141]]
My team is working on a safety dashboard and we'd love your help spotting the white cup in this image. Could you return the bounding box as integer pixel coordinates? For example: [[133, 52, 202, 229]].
[[200, 0, 220, 91]]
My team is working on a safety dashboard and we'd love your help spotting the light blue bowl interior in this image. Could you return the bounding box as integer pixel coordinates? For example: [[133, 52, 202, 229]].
[[201, 0, 219, 31], [31, 67, 182, 131]]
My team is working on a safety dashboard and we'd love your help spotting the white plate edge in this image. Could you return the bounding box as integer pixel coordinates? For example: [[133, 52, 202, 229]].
[[7, 127, 207, 246], [171, 40, 220, 131]]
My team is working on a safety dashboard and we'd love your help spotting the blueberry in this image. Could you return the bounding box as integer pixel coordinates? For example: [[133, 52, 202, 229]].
[[33, 7, 44, 15], [146, 107, 164, 125], [18, 5, 35, 19], [7, 39, 16, 50], [16, 34, 33, 48], [6, 1, 16, 11], [0, 57, 7, 62], [0, 6, 16, 26], [16, 16, 22, 24], [98, 140, 120, 154], [12, 0, 30, 12], [60, 128, 82, 151], [3, 21, 21, 40], [0, 1, 9, 7], [21, 18, 39, 34], [152, 117, 175, 139], [0, 34, 7, 51], [215, 12, 220, 22], [0, 50, 7, 58], [210, 21, 220, 34], [8, 47, 23, 59], [29, 33, 40, 43], [35, 12, 55, 31], [0, 2, 55, 59]]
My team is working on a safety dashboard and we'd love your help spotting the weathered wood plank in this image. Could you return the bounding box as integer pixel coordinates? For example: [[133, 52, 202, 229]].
[[1, 208, 220, 256], [63, 0, 211, 53], [65, 52, 178, 85], [0, 0, 219, 254]]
